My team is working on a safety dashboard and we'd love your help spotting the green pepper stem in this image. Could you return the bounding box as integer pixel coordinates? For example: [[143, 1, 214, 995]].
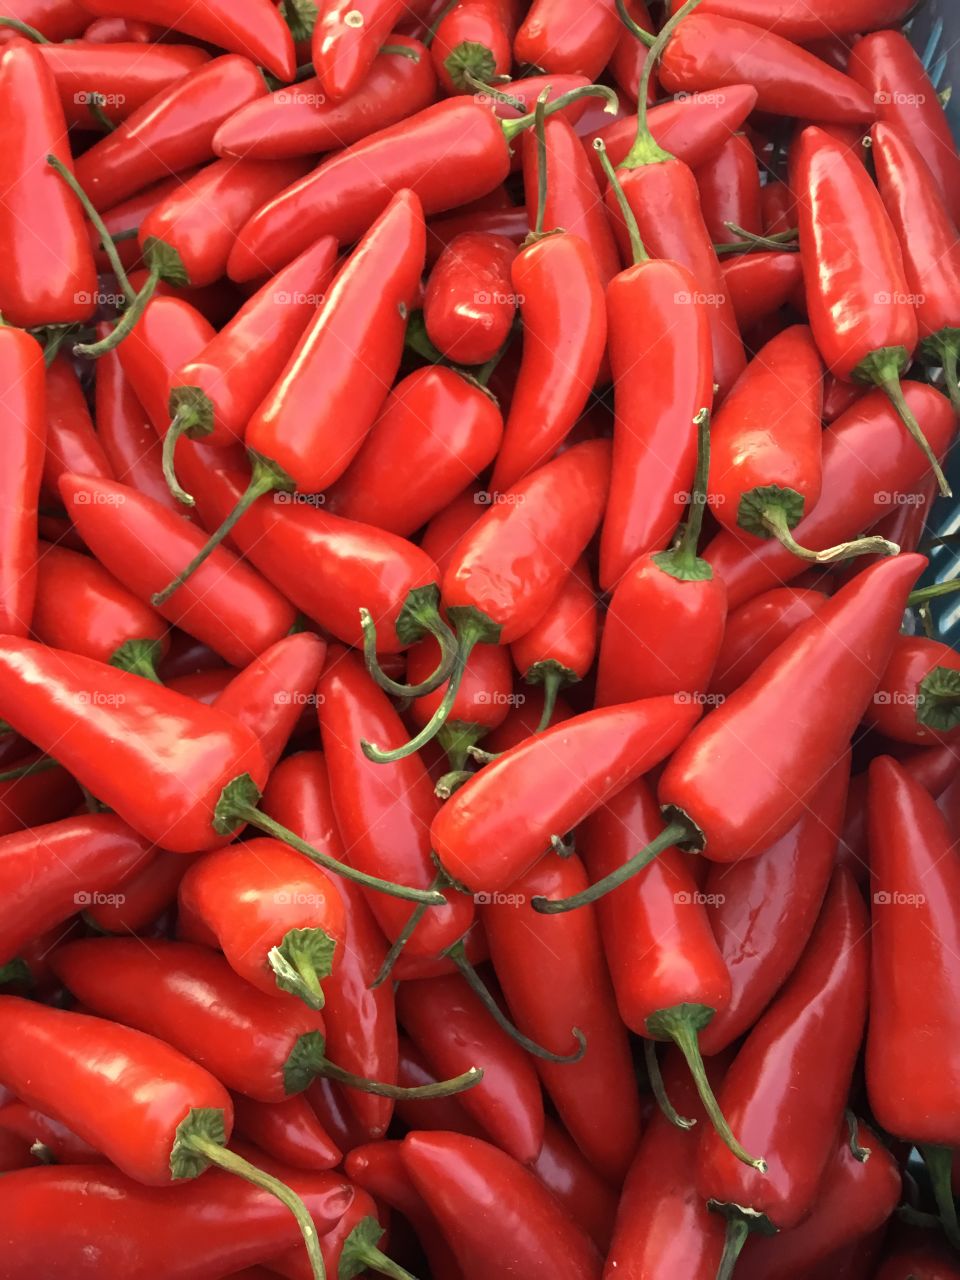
[[368, 872, 447, 989], [531, 816, 699, 913], [74, 265, 159, 359], [615, 0, 654, 45], [921, 1144, 960, 1251], [644, 1039, 696, 1130], [760, 505, 900, 564], [162, 407, 199, 507], [0, 756, 59, 783], [359, 595, 457, 699], [534, 668, 563, 733], [716, 1217, 751, 1280], [0, 15, 48, 39], [715, 227, 799, 255], [501, 84, 620, 144], [909, 580, 960, 605], [46, 154, 133, 299], [151, 452, 292, 607], [879, 372, 952, 498], [185, 1136, 326, 1280], [445, 936, 587, 1063], [532, 88, 551, 238], [87, 92, 116, 133], [109, 638, 163, 684], [622, 0, 704, 169], [321, 1057, 482, 1100], [595, 138, 647, 264], [940, 342, 960, 418]]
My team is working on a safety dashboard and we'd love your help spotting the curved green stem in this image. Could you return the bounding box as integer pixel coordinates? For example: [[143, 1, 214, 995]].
[[109, 638, 162, 684], [46, 154, 132, 299], [214, 774, 446, 907], [361, 609, 501, 764], [921, 1143, 960, 1251], [162, 406, 201, 507], [909, 580, 960, 606], [654, 409, 713, 582], [369, 872, 447, 989], [595, 139, 647, 264], [322, 1058, 481, 1099], [531, 814, 702, 914], [715, 228, 798, 256], [434, 769, 474, 798], [151, 452, 293, 607], [360, 586, 457, 698], [615, 0, 654, 45], [644, 1039, 696, 1130], [502, 85, 620, 144], [716, 1216, 751, 1280], [0, 15, 48, 39], [622, 0, 703, 169], [0, 756, 59, 783], [533, 667, 563, 733], [445, 936, 587, 1064], [87, 92, 116, 133], [74, 266, 159, 359], [759, 505, 900, 564], [857, 350, 952, 497], [845, 1111, 871, 1163], [341, 1217, 421, 1280]]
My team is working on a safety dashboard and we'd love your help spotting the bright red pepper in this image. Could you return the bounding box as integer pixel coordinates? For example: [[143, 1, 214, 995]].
[[31, 541, 168, 677], [422, 232, 519, 366], [720, 251, 804, 334], [261, 750, 399, 1139], [666, 0, 912, 39], [77, 0, 295, 80], [864, 636, 960, 747], [659, 15, 877, 123], [432, 0, 515, 94], [696, 132, 762, 244], [609, 0, 654, 105], [60, 473, 297, 668], [392, 1035, 486, 1140], [178, 838, 347, 1009], [82, 14, 163, 40], [849, 29, 960, 226], [0, 748, 81, 840], [514, 0, 620, 78], [0, 1100, 103, 1164], [0, 42, 96, 328], [696, 869, 869, 1267], [271, 1179, 393, 1280], [84, 848, 187, 934], [325, 366, 504, 536], [38, 39, 209, 127], [481, 850, 643, 1181], [403, 1129, 603, 1278], [0, 813, 151, 966], [708, 587, 829, 698], [704, 384, 955, 608], [232, 1093, 341, 1173], [0, 329, 45, 637], [531, 1118, 618, 1253], [657, 552, 924, 864], [311, 0, 408, 102], [0, 0, 87, 41], [42, 356, 113, 495], [426, 205, 527, 264], [214, 37, 436, 160], [74, 55, 267, 212], [115, 295, 217, 434]]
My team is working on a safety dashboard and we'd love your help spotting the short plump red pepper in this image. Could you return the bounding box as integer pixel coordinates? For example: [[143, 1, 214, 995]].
[[422, 232, 519, 366], [312, 0, 407, 103], [720, 251, 805, 337], [514, 0, 620, 78], [865, 636, 960, 746]]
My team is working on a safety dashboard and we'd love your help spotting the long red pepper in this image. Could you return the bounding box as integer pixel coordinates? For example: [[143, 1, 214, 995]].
[[696, 132, 762, 245], [178, 838, 346, 1010], [42, 356, 113, 493], [721, 251, 803, 333], [532, 1118, 619, 1253], [697, 869, 869, 1276], [38, 39, 210, 126], [0, 0, 88, 42], [261, 750, 400, 1140], [708, 588, 828, 698], [0, 998, 327, 1277], [0, 330, 45, 637], [793, 123, 949, 496], [867, 756, 960, 1247], [214, 37, 436, 160], [231, 1094, 341, 1173], [312, 0, 407, 103], [86, 849, 187, 934], [665, 0, 911, 38], [76, 0, 295, 80]]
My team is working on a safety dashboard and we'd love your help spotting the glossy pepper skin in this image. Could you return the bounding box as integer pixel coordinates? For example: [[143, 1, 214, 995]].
[[403, 1129, 603, 1279], [318, 648, 475, 954], [660, 553, 925, 862], [0, 638, 266, 853], [849, 30, 960, 225], [514, 0, 619, 78], [214, 37, 436, 160], [245, 189, 425, 494], [0, 43, 96, 327], [74, 56, 267, 212], [658, 16, 877, 123], [432, 0, 515, 94], [117, 295, 216, 434], [665, 0, 911, 39], [42, 357, 113, 494], [696, 132, 762, 245], [704, 384, 955, 608], [433, 696, 701, 894], [229, 98, 512, 279], [312, 0, 406, 103], [721, 251, 804, 333], [397, 973, 545, 1164], [86, 849, 188, 934], [0, 1163, 351, 1280], [326, 366, 503, 536], [696, 869, 869, 1230], [76, 0, 295, 80], [231, 1093, 341, 1172], [699, 751, 850, 1054], [510, 559, 598, 715], [261, 751, 399, 1139], [178, 838, 347, 1005], [709, 587, 828, 698], [532, 1118, 618, 1253], [59, 473, 296, 668], [39, 40, 210, 127], [0, 814, 152, 966], [866, 757, 960, 1147], [0, 330, 46, 637], [481, 852, 643, 1183], [865, 636, 960, 746], [423, 232, 519, 367], [0, 998, 233, 1185]]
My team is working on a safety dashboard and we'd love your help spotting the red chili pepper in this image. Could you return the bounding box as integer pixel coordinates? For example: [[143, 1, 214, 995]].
[[73, 55, 267, 212], [0, 328, 45, 637], [867, 755, 960, 1246], [76, 0, 295, 80], [735, 1117, 901, 1280], [0, 813, 151, 966], [53, 937, 479, 1109], [708, 586, 828, 698], [214, 37, 436, 160], [261, 750, 400, 1140], [609, 0, 654, 105], [849, 30, 960, 226], [402, 1129, 603, 1277], [603, 1047, 729, 1280], [311, 0, 407, 102], [514, 0, 621, 78], [696, 869, 869, 1272], [865, 636, 960, 747], [392, 1035, 486, 1139], [318, 647, 475, 956], [0, 748, 81, 840], [0, 1100, 104, 1164], [532, 1117, 619, 1253], [232, 1093, 341, 1173], [696, 132, 762, 244], [432, 0, 515, 94], [483, 686, 575, 752], [427, 205, 530, 263], [720, 251, 804, 334], [875, 1247, 960, 1280], [38, 40, 209, 127], [84, 848, 187, 934], [704, 384, 955, 608], [91, 172, 200, 273], [0, 0, 88, 42], [115, 295, 217, 434], [82, 14, 164, 40], [42, 356, 113, 496], [422, 232, 519, 366], [658, 15, 877, 123], [665, 0, 912, 39], [0, 1162, 352, 1280], [0, 43, 96, 327], [871, 120, 960, 418], [60, 473, 297, 669], [793, 124, 949, 496], [178, 838, 346, 1010], [326, 366, 504, 536], [228, 85, 614, 279], [32, 541, 168, 678], [0, 997, 328, 1275]]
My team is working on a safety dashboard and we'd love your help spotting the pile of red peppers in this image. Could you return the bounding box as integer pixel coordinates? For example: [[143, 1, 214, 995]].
[[1, 0, 960, 1276]]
